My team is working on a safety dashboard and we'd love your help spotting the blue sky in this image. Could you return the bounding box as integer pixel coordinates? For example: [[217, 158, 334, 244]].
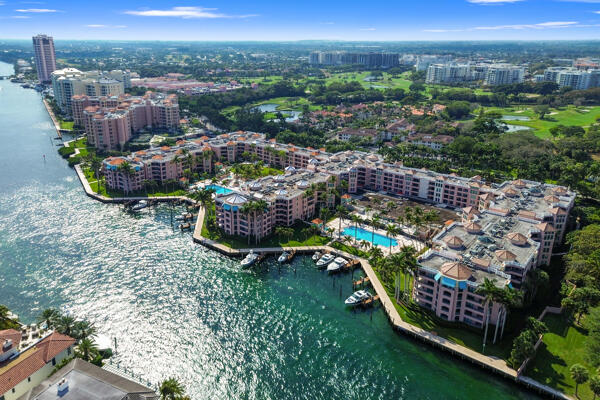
[[0, 0, 600, 41]]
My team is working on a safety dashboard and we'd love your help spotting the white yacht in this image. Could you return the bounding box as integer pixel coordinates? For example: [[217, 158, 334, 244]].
[[344, 290, 372, 306], [241, 250, 259, 269], [277, 252, 289, 264], [130, 200, 148, 211], [327, 257, 347, 273], [316, 253, 335, 268], [312, 251, 321, 261]]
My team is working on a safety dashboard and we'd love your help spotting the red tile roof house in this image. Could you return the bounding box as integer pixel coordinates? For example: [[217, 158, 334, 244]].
[[0, 331, 75, 400]]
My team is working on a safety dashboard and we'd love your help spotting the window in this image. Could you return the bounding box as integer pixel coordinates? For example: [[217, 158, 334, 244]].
[[52, 357, 56, 366], [28, 377, 31, 382]]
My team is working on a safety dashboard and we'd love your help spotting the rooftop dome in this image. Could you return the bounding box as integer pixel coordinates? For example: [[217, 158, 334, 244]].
[[544, 195, 560, 204], [443, 235, 464, 249], [308, 158, 319, 165], [506, 232, 528, 246], [464, 221, 482, 233], [495, 249, 517, 261], [441, 262, 472, 280], [225, 194, 247, 205], [284, 166, 296, 173], [297, 180, 309, 189], [503, 186, 519, 197]]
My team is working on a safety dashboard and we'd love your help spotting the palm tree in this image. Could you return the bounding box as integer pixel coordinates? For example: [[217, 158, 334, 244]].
[[38, 308, 60, 329], [77, 338, 99, 362], [252, 200, 268, 245], [476, 278, 502, 351], [240, 202, 255, 245], [159, 378, 185, 400], [589, 376, 600, 400], [385, 224, 399, 255], [56, 315, 76, 336], [335, 205, 347, 238], [360, 240, 371, 252], [351, 215, 361, 242], [570, 364, 589, 398], [73, 320, 97, 341], [371, 215, 380, 244], [117, 161, 135, 194]]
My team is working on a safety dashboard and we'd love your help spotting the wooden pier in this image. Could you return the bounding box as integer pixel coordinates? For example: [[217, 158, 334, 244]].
[[360, 294, 380, 308], [353, 276, 371, 288]]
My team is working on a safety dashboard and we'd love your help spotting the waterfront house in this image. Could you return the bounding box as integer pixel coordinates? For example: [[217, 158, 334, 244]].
[[0, 331, 75, 400], [16, 358, 158, 400]]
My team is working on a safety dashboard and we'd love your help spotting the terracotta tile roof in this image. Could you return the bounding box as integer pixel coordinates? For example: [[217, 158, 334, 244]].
[[0, 332, 74, 396]]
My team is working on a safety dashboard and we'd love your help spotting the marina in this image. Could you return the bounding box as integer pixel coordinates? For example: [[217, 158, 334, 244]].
[[0, 61, 547, 399]]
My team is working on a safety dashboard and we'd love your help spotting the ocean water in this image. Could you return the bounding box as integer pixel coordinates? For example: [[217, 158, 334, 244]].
[[0, 62, 538, 400]]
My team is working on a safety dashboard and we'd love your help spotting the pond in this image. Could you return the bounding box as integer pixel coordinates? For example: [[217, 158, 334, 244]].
[[254, 103, 302, 122], [501, 115, 531, 121]]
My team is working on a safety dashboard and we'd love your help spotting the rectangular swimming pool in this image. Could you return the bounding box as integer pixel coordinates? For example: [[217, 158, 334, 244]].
[[342, 226, 397, 247], [205, 184, 233, 195]]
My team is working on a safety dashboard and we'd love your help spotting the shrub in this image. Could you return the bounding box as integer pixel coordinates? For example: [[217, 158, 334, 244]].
[[58, 146, 75, 158]]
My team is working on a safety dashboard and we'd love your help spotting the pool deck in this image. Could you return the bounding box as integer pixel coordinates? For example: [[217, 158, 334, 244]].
[[327, 218, 425, 254], [192, 206, 571, 400]]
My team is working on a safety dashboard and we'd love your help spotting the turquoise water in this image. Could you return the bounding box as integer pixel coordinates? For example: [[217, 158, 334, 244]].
[[0, 61, 540, 400], [206, 184, 233, 195], [343, 226, 398, 247]]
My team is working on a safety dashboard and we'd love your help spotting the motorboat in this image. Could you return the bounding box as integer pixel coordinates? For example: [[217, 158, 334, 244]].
[[312, 251, 321, 261], [278, 251, 289, 264], [316, 253, 335, 268], [327, 257, 347, 273], [344, 290, 372, 306], [130, 200, 148, 211], [175, 214, 185, 221], [241, 250, 259, 269]]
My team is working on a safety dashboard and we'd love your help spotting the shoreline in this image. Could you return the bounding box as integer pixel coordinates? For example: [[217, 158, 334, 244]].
[[42, 98, 62, 139], [190, 210, 570, 400], [71, 159, 572, 399]]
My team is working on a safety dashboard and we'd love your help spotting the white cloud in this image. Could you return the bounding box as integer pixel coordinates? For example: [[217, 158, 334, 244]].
[[11, 15, 30, 18], [15, 8, 57, 13], [124, 6, 256, 19], [321, 22, 335, 25], [359, 27, 376, 31], [425, 21, 581, 32], [467, 0, 523, 4]]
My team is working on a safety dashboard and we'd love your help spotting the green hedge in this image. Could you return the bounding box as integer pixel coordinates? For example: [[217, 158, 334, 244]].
[[58, 146, 75, 158]]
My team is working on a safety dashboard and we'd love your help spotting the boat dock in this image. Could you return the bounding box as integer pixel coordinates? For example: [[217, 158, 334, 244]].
[[360, 294, 380, 308], [353, 276, 371, 288]]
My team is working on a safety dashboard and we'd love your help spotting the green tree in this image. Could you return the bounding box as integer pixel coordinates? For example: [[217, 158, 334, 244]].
[[77, 338, 99, 362], [159, 378, 185, 400], [590, 376, 600, 400], [570, 364, 589, 398], [38, 308, 61, 329]]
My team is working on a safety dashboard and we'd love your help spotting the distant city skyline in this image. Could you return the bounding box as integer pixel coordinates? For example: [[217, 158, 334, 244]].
[[1, 0, 600, 41]]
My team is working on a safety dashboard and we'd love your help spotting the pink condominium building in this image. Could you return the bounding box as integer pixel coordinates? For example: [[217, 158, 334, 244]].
[[101, 131, 575, 329], [32, 34, 56, 83], [73, 92, 180, 151]]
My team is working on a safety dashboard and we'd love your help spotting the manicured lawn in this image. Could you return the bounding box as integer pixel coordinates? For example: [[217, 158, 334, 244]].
[[526, 313, 594, 400], [59, 120, 74, 130], [330, 241, 369, 258], [374, 269, 513, 360], [66, 137, 91, 158], [481, 105, 600, 139]]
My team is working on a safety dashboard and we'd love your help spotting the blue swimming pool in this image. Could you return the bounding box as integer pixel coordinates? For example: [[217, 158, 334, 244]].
[[205, 184, 233, 195], [342, 226, 398, 247]]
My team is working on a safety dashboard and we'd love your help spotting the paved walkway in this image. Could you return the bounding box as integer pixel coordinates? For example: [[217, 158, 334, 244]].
[[43, 99, 62, 138]]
